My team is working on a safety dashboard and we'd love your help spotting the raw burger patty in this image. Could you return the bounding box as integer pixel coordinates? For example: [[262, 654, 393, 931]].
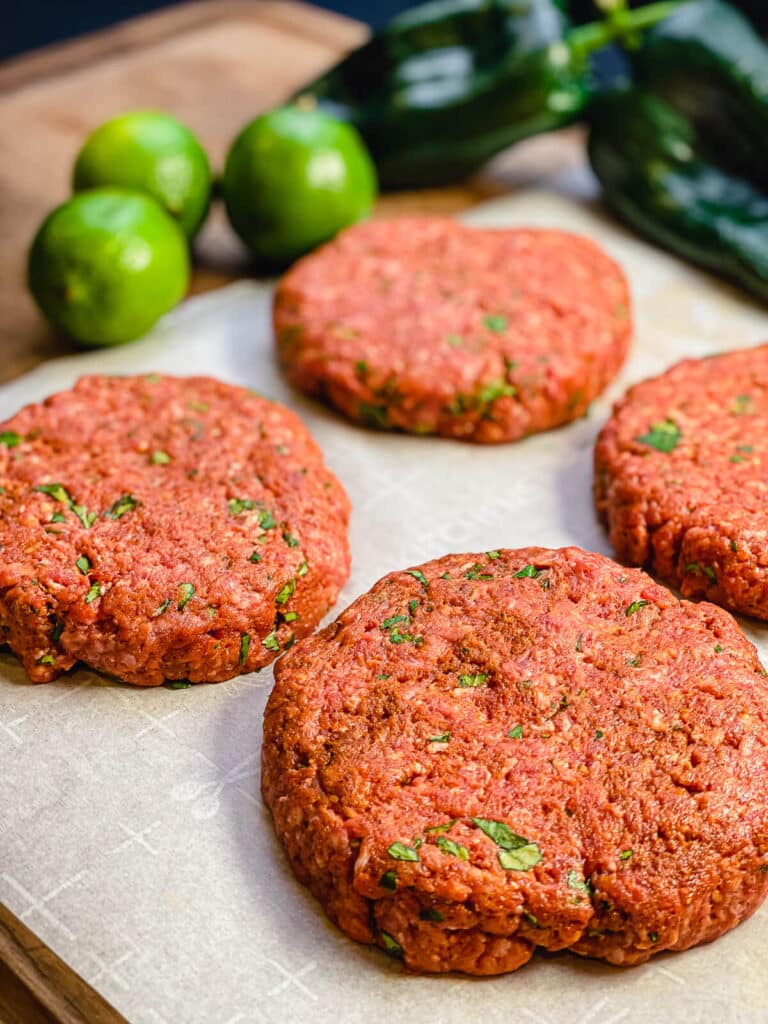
[[274, 218, 631, 442], [0, 374, 350, 685], [596, 344, 768, 620], [263, 546, 768, 975]]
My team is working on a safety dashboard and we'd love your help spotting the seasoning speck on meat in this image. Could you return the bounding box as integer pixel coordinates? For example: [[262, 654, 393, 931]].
[[263, 547, 768, 975], [0, 374, 350, 685]]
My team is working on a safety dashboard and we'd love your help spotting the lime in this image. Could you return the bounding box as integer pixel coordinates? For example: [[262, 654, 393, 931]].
[[28, 188, 190, 346], [222, 104, 377, 267], [73, 111, 212, 239]]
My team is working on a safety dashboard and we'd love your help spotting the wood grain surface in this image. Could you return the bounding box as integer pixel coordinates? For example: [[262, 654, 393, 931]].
[[0, 2, 585, 1019]]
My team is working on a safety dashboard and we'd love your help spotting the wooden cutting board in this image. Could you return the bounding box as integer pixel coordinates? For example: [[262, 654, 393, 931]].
[[0, 3, 584, 1019]]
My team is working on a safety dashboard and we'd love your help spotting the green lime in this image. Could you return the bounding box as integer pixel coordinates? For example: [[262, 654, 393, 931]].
[[28, 188, 190, 346], [73, 111, 212, 239], [222, 104, 377, 267]]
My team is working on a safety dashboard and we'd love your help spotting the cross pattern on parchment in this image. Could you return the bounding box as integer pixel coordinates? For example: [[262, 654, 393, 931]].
[[109, 820, 162, 856], [0, 713, 27, 746], [2, 869, 86, 940], [266, 957, 318, 1001]]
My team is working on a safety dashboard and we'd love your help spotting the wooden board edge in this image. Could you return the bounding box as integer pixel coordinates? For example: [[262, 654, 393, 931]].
[[0, 0, 366, 94], [0, 904, 127, 1024]]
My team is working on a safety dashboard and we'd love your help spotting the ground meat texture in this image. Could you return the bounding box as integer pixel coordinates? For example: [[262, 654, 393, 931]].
[[274, 218, 631, 443], [0, 374, 350, 685], [595, 345, 768, 620], [262, 546, 768, 975]]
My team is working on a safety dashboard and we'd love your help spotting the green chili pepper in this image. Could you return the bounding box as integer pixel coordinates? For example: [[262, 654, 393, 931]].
[[297, 0, 679, 189]]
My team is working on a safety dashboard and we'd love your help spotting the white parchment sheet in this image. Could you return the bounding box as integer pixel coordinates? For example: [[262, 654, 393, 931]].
[[2, 189, 768, 1024]]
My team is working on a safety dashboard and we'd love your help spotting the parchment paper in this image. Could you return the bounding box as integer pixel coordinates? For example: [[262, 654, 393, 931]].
[[2, 184, 768, 1024]]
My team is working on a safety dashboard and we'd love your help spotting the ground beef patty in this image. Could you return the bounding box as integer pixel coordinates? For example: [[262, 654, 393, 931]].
[[274, 218, 631, 442], [263, 546, 768, 975], [596, 345, 768, 620], [0, 374, 350, 685]]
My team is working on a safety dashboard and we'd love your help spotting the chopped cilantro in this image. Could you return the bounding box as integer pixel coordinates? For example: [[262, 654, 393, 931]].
[[419, 907, 444, 922], [625, 600, 648, 616], [377, 673, 391, 680], [471, 818, 540, 872], [354, 360, 368, 379], [515, 564, 540, 579], [483, 314, 508, 333], [75, 555, 90, 575], [84, 582, 102, 604], [731, 394, 753, 415], [464, 563, 493, 580], [487, 550, 500, 560], [424, 820, 457, 834], [72, 504, 97, 529], [445, 334, 463, 348], [626, 654, 642, 667], [359, 402, 388, 428], [51, 621, 64, 642], [381, 614, 408, 630], [595, 729, 604, 739], [35, 482, 71, 504], [153, 599, 171, 617], [283, 531, 299, 548], [731, 540, 739, 553], [276, 579, 296, 605], [619, 849, 633, 860], [508, 725, 523, 739], [248, 550, 262, 563], [406, 569, 429, 588], [0, 431, 22, 447], [297, 561, 309, 577], [262, 629, 280, 651], [635, 418, 681, 452], [150, 450, 171, 465], [51, 511, 67, 524], [283, 610, 299, 623], [458, 673, 488, 687], [187, 400, 209, 413], [37, 653, 55, 666], [567, 869, 592, 894], [259, 509, 277, 530], [648, 931, 659, 943], [380, 932, 403, 958], [389, 627, 422, 645], [387, 841, 420, 862], [715, 644, 723, 653], [439, 572, 451, 580], [477, 378, 516, 405], [685, 562, 716, 582], [228, 497, 256, 515], [408, 599, 419, 616], [165, 679, 193, 689], [177, 582, 195, 610], [239, 633, 251, 664], [380, 870, 397, 891], [105, 494, 139, 520], [576, 634, 584, 652], [428, 731, 451, 744], [498, 845, 542, 871], [436, 836, 469, 860]]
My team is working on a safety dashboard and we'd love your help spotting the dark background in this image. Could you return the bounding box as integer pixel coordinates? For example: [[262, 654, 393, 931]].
[[3, 0, 765, 62]]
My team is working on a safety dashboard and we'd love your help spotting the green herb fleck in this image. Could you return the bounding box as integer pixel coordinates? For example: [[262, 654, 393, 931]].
[[84, 582, 102, 604], [37, 653, 55, 666], [731, 540, 739, 553], [359, 402, 388, 428], [685, 562, 716, 582], [595, 729, 604, 739], [487, 550, 500, 560], [576, 634, 584, 652], [380, 870, 397, 891], [427, 731, 451, 744], [436, 836, 469, 860], [464, 563, 493, 580], [445, 334, 463, 348], [419, 907, 444, 922], [51, 621, 64, 642], [387, 841, 420, 862], [425, 820, 457, 834], [515, 564, 540, 579], [458, 673, 488, 688], [283, 610, 299, 623], [406, 569, 429, 588], [626, 654, 642, 667], [567, 869, 592, 895], [258, 509, 277, 530], [248, 550, 262, 563], [150, 450, 171, 465], [0, 431, 22, 447], [276, 579, 296, 605], [51, 511, 67, 523], [283, 531, 299, 548], [731, 394, 753, 416], [238, 633, 251, 664], [105, 494, 139, 520], [625, 600, 648, 616], [483, 314, 508, 333], [508, 725, 523, 739], [472, 818, 542, 871], [354, 360, 368, 379], [165, 680, 192, 689], [35, 482, 71, 504], [440, 572, 451, 580], [297, 561, 308, 577], [377, 673, 391, 680], [389, 627, 423, 645], [177, 582, 195, 610], [262, 629, 280, 652], [715, 644, 723, 653], [380, 932, 403, 958], [187, 400, 209, 413], [381, 614, 408, 630], [648, 931, 659, 944], [477, 378, 516, 405], [619, 849, 633, 861], [153, 599, 171, 617], [408, 599, 419, 616], [635, 419, 680, 453], [75, 555, 90, 575]]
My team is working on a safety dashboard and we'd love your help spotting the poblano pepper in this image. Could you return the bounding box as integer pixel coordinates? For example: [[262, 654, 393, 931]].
[[588, 0, 768, 302], [297, 0, 679, 189]]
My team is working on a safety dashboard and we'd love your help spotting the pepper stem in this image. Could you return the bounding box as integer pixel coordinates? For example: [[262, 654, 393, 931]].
[[569, 1, 682, 61]]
